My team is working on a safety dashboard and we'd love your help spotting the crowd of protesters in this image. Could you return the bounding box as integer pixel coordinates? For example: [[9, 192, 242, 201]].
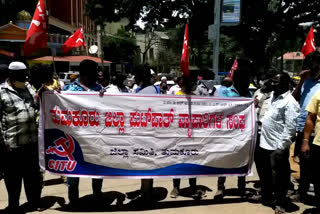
[[0, 52, 320, 214]]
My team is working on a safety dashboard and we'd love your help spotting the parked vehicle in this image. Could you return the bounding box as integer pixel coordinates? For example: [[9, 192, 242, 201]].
[[59, 71, 79, 84]]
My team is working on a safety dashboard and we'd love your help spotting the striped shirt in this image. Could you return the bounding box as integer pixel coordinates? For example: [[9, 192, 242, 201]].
[[0, 80, 38, 149]]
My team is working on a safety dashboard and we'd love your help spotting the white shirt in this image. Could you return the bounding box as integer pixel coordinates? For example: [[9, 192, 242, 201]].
[[260, 91, 300, 150], [137, 85, 159, 94], [105, 84, 120, 94], [168, 84, 181, 95]]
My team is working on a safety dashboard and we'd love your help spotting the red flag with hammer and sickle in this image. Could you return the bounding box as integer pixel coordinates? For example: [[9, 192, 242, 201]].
[[228, 58, 238, 79], [180, 24, 190, 77], [301, 27, 316, 57], [62, 27, 86, 53], [24, 0, 47, 56]]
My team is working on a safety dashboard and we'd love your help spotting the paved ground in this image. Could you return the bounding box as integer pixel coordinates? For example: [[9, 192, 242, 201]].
[[0, 145, 315, 214]]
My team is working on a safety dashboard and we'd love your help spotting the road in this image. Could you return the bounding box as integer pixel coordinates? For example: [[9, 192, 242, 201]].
[[0, 145, 313, 214]]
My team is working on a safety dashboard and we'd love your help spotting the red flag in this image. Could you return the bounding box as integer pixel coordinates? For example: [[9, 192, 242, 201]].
[[180, 24, 189, 77], [62, 27, 86, 53], [228, 58, 238, 79], [24, 0, 47, 56], [301, 27, 316, 57]]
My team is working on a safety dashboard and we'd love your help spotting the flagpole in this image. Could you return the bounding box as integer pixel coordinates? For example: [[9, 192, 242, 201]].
[[213, 0, 221, 84], [52, 54, 57, 74]]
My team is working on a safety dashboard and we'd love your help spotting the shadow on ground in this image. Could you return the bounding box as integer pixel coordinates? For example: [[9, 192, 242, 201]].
[[53, 186, 267, 212], [43, 177, 65, 186], [0, 196, 65, 214]]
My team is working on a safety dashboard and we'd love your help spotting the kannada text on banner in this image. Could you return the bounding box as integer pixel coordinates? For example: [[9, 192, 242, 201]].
[[39, 92, 257, 179]]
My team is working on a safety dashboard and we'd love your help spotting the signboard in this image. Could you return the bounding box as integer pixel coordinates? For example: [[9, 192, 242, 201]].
[[39, 92, 256, 179], [222, 0, 241, 25]]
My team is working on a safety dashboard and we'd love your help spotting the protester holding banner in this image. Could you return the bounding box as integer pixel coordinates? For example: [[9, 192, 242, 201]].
[[97, 69, 109, 88], [214, 58, 254, 200], [134, 66, 161, 94], [168, 76, 182, 95], [63, 59, 104, 207], [171, 73, 200, 199], [127, 65, 161, 203], [97, 70, 120, 94], [292, 51, 320, 202], [0, 61, 42, 213], [255, 73, 300, 213]]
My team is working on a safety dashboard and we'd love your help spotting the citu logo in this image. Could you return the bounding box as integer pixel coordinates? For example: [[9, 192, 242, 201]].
[[46, 133, 77, 172]]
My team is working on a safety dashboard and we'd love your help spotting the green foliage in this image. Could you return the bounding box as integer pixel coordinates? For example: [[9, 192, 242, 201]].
[[85, 0, 320, 72], [102, 28, 139, 64], [85, 0, 122, 25], [0, 0, 37, 25], [152, 49, 179, 73], [236, 0, 320, 71], [16, 10, 32, 21]]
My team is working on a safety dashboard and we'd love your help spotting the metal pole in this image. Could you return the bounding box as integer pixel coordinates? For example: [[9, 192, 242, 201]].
[[97, 24, 105, 72], [213, 0, 221, 84]]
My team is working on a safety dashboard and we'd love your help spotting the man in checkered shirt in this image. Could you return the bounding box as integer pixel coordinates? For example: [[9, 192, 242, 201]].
[[0, 61, 42, 213]]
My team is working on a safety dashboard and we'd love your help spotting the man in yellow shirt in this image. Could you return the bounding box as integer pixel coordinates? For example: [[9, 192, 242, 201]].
[[301, 90, 320, 212]]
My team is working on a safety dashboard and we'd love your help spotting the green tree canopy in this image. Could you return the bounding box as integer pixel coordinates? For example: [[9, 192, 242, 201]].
[[102, 28, 139, 64], [85, 0, 320, 72]]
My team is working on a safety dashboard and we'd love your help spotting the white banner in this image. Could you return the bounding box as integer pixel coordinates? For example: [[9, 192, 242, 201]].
[[39, 92, 257, 178]]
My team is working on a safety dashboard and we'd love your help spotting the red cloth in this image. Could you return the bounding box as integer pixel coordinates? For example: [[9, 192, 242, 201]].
[[180, 24, 189, 77], [62, 27, 86, 53], [228, 58, 238, 79], [301, 27, 316, 57], [24, 0, 47, 56]]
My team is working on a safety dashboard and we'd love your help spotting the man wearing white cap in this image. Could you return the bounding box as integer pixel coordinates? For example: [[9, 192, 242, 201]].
[[0, 61, 42, 213]]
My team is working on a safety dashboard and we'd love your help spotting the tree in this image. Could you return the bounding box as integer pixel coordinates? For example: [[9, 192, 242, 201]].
[[152, 49, 177, 74], [230, 0, 320, 73], [102, 28, 139, 64], [0, 0, 37, 26], [85, 0, 320, 73]]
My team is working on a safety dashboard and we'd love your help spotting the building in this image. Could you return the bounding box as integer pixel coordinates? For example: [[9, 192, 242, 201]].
[[0, 22, 26, 64], [0, 0, 97, 59], [46, 0, 97, 56], [135, 31, 169, 64]]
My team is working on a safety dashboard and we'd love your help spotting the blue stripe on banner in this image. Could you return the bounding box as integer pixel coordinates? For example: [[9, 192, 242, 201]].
[[46, 162, 249, 176], [43, 129, 249, 177]]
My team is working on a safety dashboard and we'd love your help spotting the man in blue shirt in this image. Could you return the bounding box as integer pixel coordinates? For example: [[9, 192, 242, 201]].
[[214, 58, 253, 200], [63, 60, 104, 207]]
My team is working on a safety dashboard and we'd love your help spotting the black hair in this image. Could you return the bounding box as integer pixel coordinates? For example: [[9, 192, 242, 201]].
[[31, 64, 54, 83], [181, 72, 197, 94], [98, 70, 110, 81], [134, 64, 152, 86], [279, 72, 291, 87], [114, 73, 127, 87], [176, 76, 182, 82], [309, 51, 320, 66], [79, 60, 98, 77]]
